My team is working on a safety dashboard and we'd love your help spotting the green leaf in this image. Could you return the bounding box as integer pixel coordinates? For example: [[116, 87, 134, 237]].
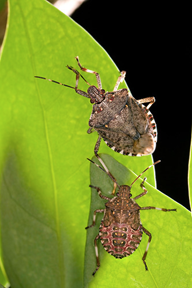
[[0, 0, 161, 288], [84, 154, 192, 288], [0, 0, 6, 12], [0, 257, 8, 288], [188, 132, 192, 210]]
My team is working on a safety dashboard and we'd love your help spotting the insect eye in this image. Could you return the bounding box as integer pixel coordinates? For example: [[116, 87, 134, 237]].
[[100, 89, 105, 95]]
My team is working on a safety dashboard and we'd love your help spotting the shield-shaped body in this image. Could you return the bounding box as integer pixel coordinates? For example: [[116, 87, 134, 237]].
[[89, 89, 157, 156], [99, 195, 143, 258]]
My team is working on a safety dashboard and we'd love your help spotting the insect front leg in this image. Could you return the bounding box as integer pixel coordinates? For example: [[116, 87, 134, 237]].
[[142, 226, 152, 270], [133, 177, 148, 200], [89, 185, 112, 201], [66, 65, 91, 98], [113, 71, 126, 91], [75, 56, 102, 90]]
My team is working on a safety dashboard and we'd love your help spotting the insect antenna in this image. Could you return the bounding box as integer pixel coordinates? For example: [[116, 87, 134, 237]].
[[35, 64, 91, 90], [130, 160, 161, 188], [87, 158, 120, 190], [34, 76, 76, 90]]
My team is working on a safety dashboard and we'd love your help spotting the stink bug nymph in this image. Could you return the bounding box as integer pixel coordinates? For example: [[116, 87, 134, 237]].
[[35, 57, 157, 156], [86, 156, 176, 275]]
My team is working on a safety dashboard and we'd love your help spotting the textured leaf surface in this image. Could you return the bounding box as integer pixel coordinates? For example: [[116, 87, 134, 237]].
[[84, 154, 192, 288], [0, 0, 163, 287]]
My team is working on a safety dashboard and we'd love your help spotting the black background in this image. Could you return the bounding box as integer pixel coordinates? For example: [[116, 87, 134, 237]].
[[71, 1, 191, 210]]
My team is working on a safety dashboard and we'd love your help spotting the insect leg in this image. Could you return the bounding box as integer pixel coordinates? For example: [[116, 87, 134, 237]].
[[89, 185, 112, 201], [93, 234, 100, 276], [133, 177, 148, 200], [93, 136, 118, 194], [137, 97, 155, 110], [142, 226, 152, 270], [94, 135, 102, 156], [113, 71, 126, 91], [87, 156, 119, 195], [130, 160, 160, 188], [140, 206, 177, 212], [96, 155, 117, 195], [87, 127, 95, 134], [85, 209, 105, 229], [66, 65, 94, 98], [75, 56, 102, 89], [67, 65, 91, 86]]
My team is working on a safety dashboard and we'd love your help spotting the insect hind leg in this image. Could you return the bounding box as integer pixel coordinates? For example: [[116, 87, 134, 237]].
[[142, 226, 152, 271], [93, 234, 100, 276]]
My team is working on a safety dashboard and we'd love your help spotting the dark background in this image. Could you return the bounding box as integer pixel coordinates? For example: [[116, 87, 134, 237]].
[[72, 1, 191, 210]]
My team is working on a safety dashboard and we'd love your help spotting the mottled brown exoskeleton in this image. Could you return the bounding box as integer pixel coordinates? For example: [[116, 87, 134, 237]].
[[35, 57, 157, 156], [86, 156, 176, 275]]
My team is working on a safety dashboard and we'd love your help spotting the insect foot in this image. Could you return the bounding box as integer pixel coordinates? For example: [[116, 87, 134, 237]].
[[35, 57, 157, 156], [86, 157, 176, 275]]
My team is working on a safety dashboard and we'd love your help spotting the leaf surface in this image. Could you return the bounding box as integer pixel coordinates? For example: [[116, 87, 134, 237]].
[[84, 154, 192, 288], [0, 0, 161, 287]]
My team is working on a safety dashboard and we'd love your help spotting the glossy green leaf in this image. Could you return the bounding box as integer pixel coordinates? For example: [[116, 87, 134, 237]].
[[0, 0, 6, 12], [0, 0, 163, 287], [84, 154, 192, 288]]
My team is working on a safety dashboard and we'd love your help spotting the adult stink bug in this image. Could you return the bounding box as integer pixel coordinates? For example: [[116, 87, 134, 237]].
[[86, 156, 176, 275], [35, 57, 157, 156]]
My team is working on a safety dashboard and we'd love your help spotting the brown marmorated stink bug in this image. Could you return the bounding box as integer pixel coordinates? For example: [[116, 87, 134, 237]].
[[86, 156, 176, 275], [35, 57, 157, 156]]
